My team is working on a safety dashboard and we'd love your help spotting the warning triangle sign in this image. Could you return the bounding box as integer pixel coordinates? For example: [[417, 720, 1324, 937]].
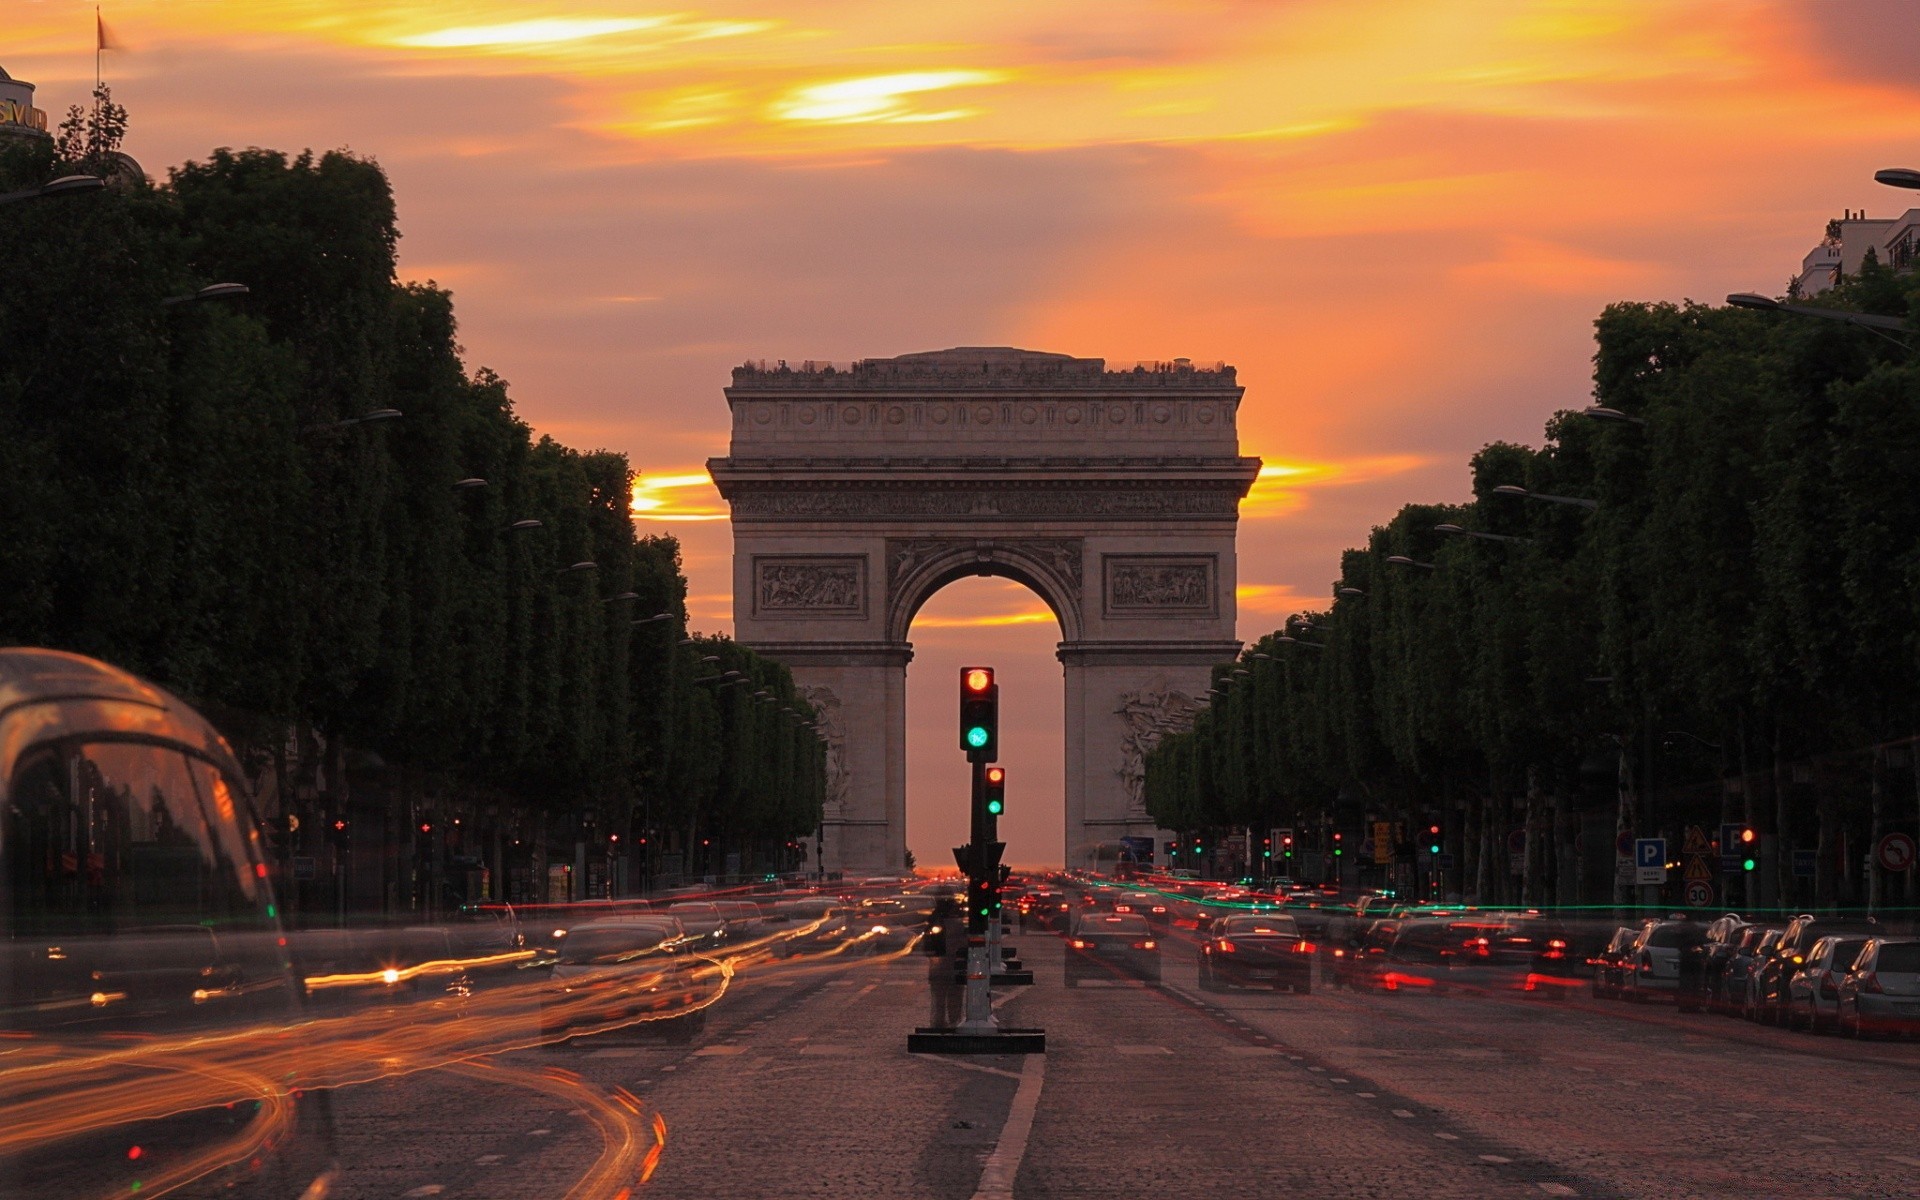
[[1684, 856, 1714, 881], [1683, 825, 1711, 855]]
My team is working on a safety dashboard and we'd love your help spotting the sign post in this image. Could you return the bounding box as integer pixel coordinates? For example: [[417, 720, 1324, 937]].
[[1635, 838, 1667, 887]]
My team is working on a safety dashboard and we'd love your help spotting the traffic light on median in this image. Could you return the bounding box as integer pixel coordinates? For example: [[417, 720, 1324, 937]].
[[984, 766, 1006, 816], [960, 666, 999, 762], [1739, 826, 1757, 872]]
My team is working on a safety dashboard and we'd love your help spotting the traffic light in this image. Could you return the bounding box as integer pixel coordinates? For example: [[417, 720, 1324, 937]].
[[959, 666, 999, 762], [1332, 831, 1344, 858], [263, 814, 297, 855], [984, 766, 1006, 816], [327, 818, 349, 849], [1427, 823, 1442, 855], [1739, 826, 1757, 872], [1282, 833, 1295, 858], [1262, 836, 1272, 860]]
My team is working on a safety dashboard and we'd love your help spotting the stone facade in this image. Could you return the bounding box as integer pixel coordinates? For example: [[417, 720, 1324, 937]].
[[709, 347, 1259, 872]]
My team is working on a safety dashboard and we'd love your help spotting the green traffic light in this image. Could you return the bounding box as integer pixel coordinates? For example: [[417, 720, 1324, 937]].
[[966, 726, 989, 748], [1742, 857, 1756, 872], [987, 798, 1004, 815], [1429, 843, 1440, 854]]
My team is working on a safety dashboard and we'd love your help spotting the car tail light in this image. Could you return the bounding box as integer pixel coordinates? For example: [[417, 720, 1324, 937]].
[[1332, 947, 1346, 959], [1544, 939, 1566, 960], [1466, 937, 1490, 958], [1070, 938, 1091, 950], [1134, 940, 1157, 950], [1296, 941, 1316, 954], [1216, 939, 1236, 953], [1152, 906, 1167, 914], [1861, 971, 1884, 994]]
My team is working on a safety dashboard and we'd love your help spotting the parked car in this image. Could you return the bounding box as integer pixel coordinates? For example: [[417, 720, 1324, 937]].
[[1837, 937, 1920, 1039], [1735, 927, 1789, 1020], [1713, 924, 1776, 1015], [1752, 914, 1881, 1025], [1785, 935, 1873, 1033], [1591, 926, 1639, 999], [1696, 915, 1749, 1010], [1198, 914, 1314, 993], [541, 916, 705, 1043], [1065, 913, 1161, 986], [1624, 920, 1706, 1003]]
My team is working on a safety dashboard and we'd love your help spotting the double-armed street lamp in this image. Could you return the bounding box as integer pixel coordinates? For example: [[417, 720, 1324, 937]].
[[1582, 406, 1645, 427], [305, 407, 402, 435], [1726, 291, 1910, 347], [1385, 554, 1437, 570]]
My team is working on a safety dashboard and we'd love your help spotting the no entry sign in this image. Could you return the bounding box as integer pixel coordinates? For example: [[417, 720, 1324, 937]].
[[1875, 832, 1915, 874]]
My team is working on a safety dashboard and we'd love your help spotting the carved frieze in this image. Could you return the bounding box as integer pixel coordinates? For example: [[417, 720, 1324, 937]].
[[885, 538, 1082, 594], [797, 685, 850, 816], [1115, 686, 1199, 816], [728, 486, 1241, 521], [1104, 555, 1217, 617], [752, 556, 866, 617]]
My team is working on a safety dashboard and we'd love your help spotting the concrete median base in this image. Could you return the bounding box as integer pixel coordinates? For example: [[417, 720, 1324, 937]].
[[908, 1027, 1047, 1055]]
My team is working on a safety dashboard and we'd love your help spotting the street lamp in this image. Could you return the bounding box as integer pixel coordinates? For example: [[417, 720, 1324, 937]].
[[1582, 406, 1646, 427], [505, 518, 544, 533], [163, 282, 251, 307], [1274, 635, 1324, 649], [1727, 292, 1909, 346], [1491, 484, 1598, 511], [1385, 554, 1436, 570], [453, 477, 488, 490], [601, 591, 639, 604], [634, 612, 675, 626], [305, 408, 403, 435], [1337, 586, 1366, 597], [1434, 522, 1532, 545], [0, 174, 107, 206], [558, 561, 598, 575], [1873, 167, 1920, 189]]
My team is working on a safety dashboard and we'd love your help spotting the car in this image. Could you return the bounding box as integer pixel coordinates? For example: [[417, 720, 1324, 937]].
[[1752, 915, 1881, 1025], [1697, 915, 1750, 1010], [1837, 937, 1920, 1039], [1786, 935, 1873, 1033], [1712, 924, 1776, 1014], [1019, 890, 1073, 930], [1624, 920, 1707, 1002], [540, 916, 706, 1043], [1198, 913, 1314, 993], [1735, 927, 1789, 1019], [1591, 927, 1639, 999], [1065, 912, 1161, 986], [665, 901, 730, 948], [1113, 891, 1173, 929]]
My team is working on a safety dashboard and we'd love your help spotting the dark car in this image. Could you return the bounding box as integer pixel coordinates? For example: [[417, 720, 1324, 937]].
[[1065, 912, 1161, 986], [1198, 913, 1314, 993], [1020, 890, 1072, 930], [1591, 926, 1639, 999], [1751, 914, 1881, 1025]]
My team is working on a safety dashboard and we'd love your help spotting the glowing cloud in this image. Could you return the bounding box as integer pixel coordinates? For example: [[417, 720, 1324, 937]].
[[394, 18, 671, 49], [1241, 455, 1432, 517], [631, 472, 728, 521], [771, 71, 1007, 125]]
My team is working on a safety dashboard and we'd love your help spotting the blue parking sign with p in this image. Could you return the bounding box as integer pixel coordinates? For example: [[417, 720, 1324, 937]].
[[1636, 838, 1666, 869]]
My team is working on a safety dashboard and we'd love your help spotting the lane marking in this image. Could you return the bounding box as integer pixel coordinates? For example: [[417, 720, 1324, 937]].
[[855, 983, 878, 998], [1115, 1045, 1172, 1055], [474, 1155, 504, 1166], [1479, 1155, 1513, 1164], [1391, 1109, 1416, 1119], [912, 1053, 1023, 1081], [693, 1045, 745, 1056], [528, 1128, 551, 1136], [1887, 1155, 1920, 1167], [970, 1053, 1047, 1200], [402, 1188, 445, 1198], [1538, 1185, 1578, 1196], [1355, 1091, 1376, 1098], [1434, 1132, 1460, 1141]]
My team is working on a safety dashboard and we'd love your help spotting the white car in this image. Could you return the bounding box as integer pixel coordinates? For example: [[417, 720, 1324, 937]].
[[1786, 935, 1872, 1033], [1838, 937, 1920, 1038]]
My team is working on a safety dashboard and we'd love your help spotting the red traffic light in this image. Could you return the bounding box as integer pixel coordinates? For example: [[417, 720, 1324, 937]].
[[419, 822, 432, 834], [986, 766, 1006, 784], [1739, 828, 1757, 845], [964, 667, 994, 693]]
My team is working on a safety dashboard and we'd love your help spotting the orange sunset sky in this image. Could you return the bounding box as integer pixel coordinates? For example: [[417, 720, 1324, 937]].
[[11, 0, 1919, 867]]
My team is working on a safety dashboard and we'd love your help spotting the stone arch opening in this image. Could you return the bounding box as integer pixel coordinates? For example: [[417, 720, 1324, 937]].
[[886, 539, 1085, 645], [902, 575, 1067, 870]]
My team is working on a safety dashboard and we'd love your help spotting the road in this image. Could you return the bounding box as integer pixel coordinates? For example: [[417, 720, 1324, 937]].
[[325, 926, 1920, 1200]]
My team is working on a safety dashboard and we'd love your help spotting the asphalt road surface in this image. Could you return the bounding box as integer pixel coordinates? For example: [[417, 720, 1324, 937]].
[[326, 928, 1920, 1200]]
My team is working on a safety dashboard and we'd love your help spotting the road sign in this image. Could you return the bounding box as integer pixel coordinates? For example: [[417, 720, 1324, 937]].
[[1372, 822, 1393, 865], [1635, 838, 1666, 885], [1719, 855, 1741, 873], [1876, 832, 1916, 873], [1507, 828, 1528, 855], [1792, 848, 1816, 878], [1682, 825, 1710, 855], [292, 855, 316, 881], [1683, 857, 1713, 882], [1719, 823, 1743, 855], [1684, 879, 1714, 907], [1616, 830, 1636, 858], [1435, 853, 1456, 869]]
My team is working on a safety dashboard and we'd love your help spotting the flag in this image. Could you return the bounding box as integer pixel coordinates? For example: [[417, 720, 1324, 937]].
[[97, 11, 121, 53]]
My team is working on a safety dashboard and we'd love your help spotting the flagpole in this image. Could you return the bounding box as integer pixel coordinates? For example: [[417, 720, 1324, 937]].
[[96, 7, 102, 89]]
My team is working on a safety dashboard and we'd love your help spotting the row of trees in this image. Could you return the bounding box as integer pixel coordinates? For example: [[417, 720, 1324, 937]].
[[0, 106, 826, 909], [1147, 255, 1920, 913]]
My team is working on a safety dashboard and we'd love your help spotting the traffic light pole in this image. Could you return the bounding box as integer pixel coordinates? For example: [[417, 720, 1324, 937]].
[[957, 759, 997, 1034]]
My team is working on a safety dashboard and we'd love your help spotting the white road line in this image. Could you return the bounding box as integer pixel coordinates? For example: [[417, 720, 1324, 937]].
[[912, 1053, 1023, 1081], [401, 1187, 445, 1198], [528, 1128, 551, 1136], [1391, 1109, 1416, 1119], [1434, 1132, 1460, 1141], [1355, 1092, 1376, 1098], [1330, 1077, 1349, 1083], [855, 983, 878, 998], [1479, 1155, 1512, 1164], [1887, 1154, 1920, 1167], [474, 1155, 504, 1166], [971, 1054, 1047, 1200], [1538, 1185, 1578, 1196]]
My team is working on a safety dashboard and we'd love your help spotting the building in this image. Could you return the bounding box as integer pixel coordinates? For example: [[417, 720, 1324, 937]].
[[1, 65, 51, 140], [1791, 206, 1920, 296]]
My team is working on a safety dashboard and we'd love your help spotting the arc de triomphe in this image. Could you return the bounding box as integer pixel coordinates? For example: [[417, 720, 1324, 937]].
[[707, 347, 1260, 872]]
